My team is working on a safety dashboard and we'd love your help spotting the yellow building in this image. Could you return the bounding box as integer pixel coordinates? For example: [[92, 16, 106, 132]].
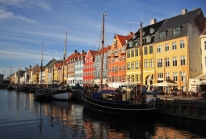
[[126, 19, 165, 91], [153, 8, 203, 91]]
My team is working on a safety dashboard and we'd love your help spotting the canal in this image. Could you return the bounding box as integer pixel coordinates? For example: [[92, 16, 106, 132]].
[[0, 90, 206, 139]]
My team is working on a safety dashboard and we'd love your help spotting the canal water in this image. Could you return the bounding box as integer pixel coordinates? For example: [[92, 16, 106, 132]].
[[0, 90, 206, 139]]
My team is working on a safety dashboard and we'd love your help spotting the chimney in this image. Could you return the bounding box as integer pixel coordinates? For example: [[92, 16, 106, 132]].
[[150, 19, 157, 25], [81, 50, 84, 54], [181, 9, 187, 15], [129, 32, 133, 36], [74, 50, 77, 53]]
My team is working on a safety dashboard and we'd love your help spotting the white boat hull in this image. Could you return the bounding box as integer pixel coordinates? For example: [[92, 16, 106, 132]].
[[50, 92, 72, 100]]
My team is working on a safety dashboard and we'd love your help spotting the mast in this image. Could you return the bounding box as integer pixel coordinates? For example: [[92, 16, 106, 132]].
[[140, 22, 143, 97], [100, 12, 106, 89], [10, 66, 12, 84], [41, 42, 43, 85], [62, 31, 67, 85]]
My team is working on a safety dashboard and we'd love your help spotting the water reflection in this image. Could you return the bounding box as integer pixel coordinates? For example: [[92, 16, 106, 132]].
[[0, 90, 206, 139]]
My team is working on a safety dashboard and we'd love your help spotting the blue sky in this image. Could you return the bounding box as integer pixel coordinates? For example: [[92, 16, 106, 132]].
[[0, 0, 206, 79]]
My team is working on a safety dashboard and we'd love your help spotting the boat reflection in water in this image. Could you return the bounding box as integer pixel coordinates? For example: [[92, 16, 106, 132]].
[[1, 90, 206, 139]]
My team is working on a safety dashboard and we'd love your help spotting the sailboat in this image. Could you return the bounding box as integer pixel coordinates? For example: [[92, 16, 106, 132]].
[[50, 31, 72, 100], [34, 43, 50, 100], [82, 13, 158, 117]]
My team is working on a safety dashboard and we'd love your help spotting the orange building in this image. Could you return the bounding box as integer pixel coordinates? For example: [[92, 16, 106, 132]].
[[107, 33, 133, 87]]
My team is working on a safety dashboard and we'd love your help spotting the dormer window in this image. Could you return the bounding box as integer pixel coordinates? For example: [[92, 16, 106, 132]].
[[150, 28, 155, 34], [129, 41, 133, 48], [132, 35, 136, 39], [114, 40, 117, 47], [174, 27, 181, 35], [160, 31, 166, 38], [146, 35, 151, 43]]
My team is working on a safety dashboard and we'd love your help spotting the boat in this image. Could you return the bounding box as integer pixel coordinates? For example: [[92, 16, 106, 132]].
[[70, 85, 84, 100], [82, 13, 158, 117], [50, 31, 72, 101]]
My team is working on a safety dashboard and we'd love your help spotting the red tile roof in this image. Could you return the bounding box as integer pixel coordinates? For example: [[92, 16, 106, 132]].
[[96, 46, 111, 55]]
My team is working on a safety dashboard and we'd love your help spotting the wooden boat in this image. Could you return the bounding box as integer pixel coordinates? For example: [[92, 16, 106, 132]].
[[69, 85, 83, 100], [34, 88, 50, 101], [82, 13, 157, 117], [50, 86, 72, 100]]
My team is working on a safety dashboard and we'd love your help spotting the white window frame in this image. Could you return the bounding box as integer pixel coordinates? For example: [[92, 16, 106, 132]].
[[172, 42, 177, 50], [165, 43, 169, 51], [180, 40, 185, 48], [180, 55, 185, 65], [173, 72, 178, 82]]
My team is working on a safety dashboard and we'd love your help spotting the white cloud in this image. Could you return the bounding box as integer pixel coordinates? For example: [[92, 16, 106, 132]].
[[0, 0, 51, 11], [0, 9, 37, 23]]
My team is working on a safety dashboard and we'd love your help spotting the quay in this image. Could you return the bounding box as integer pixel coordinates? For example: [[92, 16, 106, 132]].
[[155, 95, 206, 121]]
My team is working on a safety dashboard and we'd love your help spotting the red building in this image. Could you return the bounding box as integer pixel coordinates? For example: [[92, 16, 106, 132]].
[[83, 50, 97, 87]]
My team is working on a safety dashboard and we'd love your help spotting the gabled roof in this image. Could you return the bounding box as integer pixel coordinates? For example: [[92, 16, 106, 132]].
[[55, 63, 62, 69], [65, 53, 77, 63], [157, 8, 201, 32], [89, 50, 98, 57], [95, 46, 111, 55], [116, 34, 133, 45]]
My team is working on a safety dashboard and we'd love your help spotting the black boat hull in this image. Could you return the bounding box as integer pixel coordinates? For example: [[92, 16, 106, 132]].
[[82, 95, 156, 117]]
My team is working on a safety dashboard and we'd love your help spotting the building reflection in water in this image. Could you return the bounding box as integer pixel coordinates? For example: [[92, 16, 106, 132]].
[[15, 92, 205, 139]]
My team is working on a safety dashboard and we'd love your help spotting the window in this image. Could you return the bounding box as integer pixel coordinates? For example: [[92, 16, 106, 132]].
[[135, 49, 138, 56], [160, 31, 166, 38], [144, 47, 148, 55], [180, 40, 185, 48], [172, 42, 177, 50], [150, 28, 154, 34], [131, 49, 134, 57], [146, 35, 151, 43], [127, 62, 130, 70], [131, 75, 134, 82], [149, 59, 153, 68], [166, 72, 170, 81], [180, 72, 186, 82], [157, 59, 163, 67], [135, 61, 139, 69], [144, 59, 148, 68], [174, 27, 181, 35], [114, 40, 117, 47], [158, 73, 163, 78], [119, 66, 121, 71], [172, 57, 177, 66], [204, 41, 206, 50], [149, 46, 153, 54], [173, 72, 178, 82], [165, 58, 170, 67], [135, 74, 139, 82], [205, 57, 206, 66], [180, 55, 185, 65], [119, 76, 121, 82], [129, 41, 133, 47], [165, 43, 169, 51], [122, 56, 125, 61], [157, 45, 162, 53], [127, 51, 130, 58], [131, 61, 134, 70]]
